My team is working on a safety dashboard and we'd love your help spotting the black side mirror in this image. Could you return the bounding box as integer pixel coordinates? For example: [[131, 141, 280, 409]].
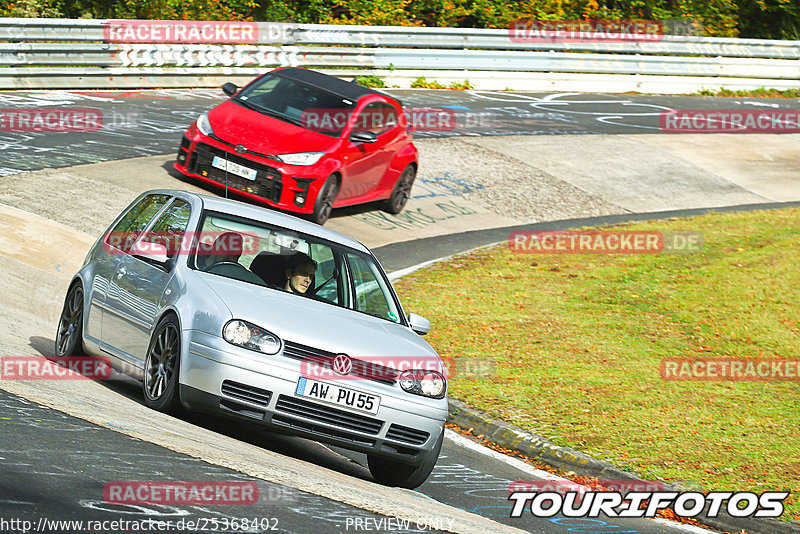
[[349, 130, 377, 143], [222, 83, 239, 97]]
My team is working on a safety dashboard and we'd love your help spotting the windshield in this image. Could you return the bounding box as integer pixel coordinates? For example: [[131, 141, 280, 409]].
[[234, 73, 356, 137], [189, 211, 404, 324]]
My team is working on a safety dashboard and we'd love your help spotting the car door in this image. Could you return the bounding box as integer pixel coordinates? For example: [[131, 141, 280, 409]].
[[97, 194, 172, 348], [103, 197, 191, 364], [338, 101, 396, 200]]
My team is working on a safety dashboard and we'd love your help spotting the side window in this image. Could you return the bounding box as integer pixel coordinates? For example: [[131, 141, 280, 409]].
[[346, 253, 400, 323], [309, 243, 346, 305], [105, 194, 171, 253], [141, 199, 192, 257], [354, 102, 397, 136]]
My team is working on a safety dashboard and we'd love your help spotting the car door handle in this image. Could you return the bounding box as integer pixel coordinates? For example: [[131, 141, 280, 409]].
[[116, 267, 127, 279]]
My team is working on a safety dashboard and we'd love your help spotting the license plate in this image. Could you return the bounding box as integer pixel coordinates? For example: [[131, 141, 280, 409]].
[[211, 156, 257, 181], [295, 377, 380, 415]]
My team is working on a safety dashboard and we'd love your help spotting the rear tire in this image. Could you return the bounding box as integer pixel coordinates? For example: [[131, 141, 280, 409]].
[[382, 165, 416, 215], [367, 427, 443, 489], [310, 175, 339, 225], [55, 283, 85, 357]]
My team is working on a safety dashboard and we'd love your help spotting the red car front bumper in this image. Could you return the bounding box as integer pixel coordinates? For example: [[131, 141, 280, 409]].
[[174, 129, 329, 215]]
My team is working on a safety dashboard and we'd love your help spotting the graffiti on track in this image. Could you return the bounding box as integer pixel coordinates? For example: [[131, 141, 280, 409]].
[[413, 172, 484, 199], [353, 199, 478, 231]]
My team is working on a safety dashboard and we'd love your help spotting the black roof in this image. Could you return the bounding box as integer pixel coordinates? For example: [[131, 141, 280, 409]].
[[272, 67, 397, 104]]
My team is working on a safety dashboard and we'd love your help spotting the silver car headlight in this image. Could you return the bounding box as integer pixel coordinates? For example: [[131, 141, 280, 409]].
[[196, 112, 214, 136], [223, 319, 281, 355], [398, 369, 446, 399], [275, 151, 324, 166]]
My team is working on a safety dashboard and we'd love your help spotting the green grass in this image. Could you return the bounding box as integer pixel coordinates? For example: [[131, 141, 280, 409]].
[[692, 87, 800, 98], [448, 80, 474, 90], [395, 208, 800, 520], [410, 77, 447, 89], [354, 75, 386, 88]]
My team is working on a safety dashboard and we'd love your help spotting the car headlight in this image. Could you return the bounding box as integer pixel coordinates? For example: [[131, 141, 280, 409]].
[[222, 320, 281, 355], [398, 369, 446, 399], [196, 112, 214, 136], [275, 152, 325, 166]]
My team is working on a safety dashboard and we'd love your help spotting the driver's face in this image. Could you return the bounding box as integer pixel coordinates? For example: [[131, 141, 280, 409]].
[[288, 264, 315, 293]]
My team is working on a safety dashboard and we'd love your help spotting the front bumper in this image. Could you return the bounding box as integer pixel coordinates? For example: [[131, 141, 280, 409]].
[[180, 330, 448, 465], [175, 132, 325, 215]]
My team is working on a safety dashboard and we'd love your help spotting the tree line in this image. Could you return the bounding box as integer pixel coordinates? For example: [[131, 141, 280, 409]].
[[2, 0, 798, 40]]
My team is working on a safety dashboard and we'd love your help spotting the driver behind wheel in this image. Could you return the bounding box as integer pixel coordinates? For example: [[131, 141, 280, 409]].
[[284, 252, 317, 294], [197, 231, 245, 271]]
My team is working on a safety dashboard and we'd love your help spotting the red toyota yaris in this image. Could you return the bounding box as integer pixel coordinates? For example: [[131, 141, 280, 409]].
[[174, 67, 419, 225]]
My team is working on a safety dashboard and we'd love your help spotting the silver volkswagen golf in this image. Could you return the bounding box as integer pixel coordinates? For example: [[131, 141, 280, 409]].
[[55, 189, 447, 488]]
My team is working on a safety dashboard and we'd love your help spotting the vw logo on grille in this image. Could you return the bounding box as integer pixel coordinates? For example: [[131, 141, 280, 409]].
[[234, 144, 247, 154], [332, 354, 352, 376]]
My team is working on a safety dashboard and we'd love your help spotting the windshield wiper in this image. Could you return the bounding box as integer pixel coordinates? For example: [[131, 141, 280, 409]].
[[263, 109, 303, 127], [234, 99, 302, 126]]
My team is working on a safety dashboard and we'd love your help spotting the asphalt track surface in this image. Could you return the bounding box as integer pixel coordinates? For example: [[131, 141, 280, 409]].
[[1, 87, 798, 176], [0, 381, 696, 534], [0, 389, 440, 534], [0, 86, 775, 533]]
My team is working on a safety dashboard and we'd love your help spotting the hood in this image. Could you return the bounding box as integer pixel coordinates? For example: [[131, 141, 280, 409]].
[[196, 272, 438, 360], [208, 101, 339, 156]]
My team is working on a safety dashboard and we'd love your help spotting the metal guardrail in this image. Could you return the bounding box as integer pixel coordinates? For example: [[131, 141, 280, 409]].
[[1, 43, 796, 79], [0, 18, 799, 90]]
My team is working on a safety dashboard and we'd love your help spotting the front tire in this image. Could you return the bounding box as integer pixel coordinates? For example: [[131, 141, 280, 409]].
[[382, 165, 416, 215], [310, 175, 340, 225], [143, 315, 182, 413], [367, 427, 443, 489], [55, 283, 85, 357]]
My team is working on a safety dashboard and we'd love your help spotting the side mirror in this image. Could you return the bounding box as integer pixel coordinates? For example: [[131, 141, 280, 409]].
[[407, 313, 430, 336], [349, 130, 377, 143], [222, 82, 238, 97], [132, 241, 170, 266]]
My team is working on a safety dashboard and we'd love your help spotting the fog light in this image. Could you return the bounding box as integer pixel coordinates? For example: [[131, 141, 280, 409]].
[[296, 195, 303, 203]]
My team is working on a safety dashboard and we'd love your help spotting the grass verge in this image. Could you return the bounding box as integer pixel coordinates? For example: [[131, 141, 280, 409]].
[[691, 87, 800, 98], [394, 208, 800, 520]]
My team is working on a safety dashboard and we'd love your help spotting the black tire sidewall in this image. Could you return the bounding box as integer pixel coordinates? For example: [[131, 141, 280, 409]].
[[312, 175, 339, 225], [55, 283, 84, 357], [143, 315, 182, 413], [383, 165, 416, 215], [368, 425, 444, 488]]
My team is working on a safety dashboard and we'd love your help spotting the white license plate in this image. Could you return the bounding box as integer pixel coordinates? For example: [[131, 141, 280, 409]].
[[211, 156, 257, 181], [295, 377, 380, 415]]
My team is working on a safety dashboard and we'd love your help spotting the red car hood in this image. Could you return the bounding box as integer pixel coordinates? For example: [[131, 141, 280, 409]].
[[208, 100, 339, 155]]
